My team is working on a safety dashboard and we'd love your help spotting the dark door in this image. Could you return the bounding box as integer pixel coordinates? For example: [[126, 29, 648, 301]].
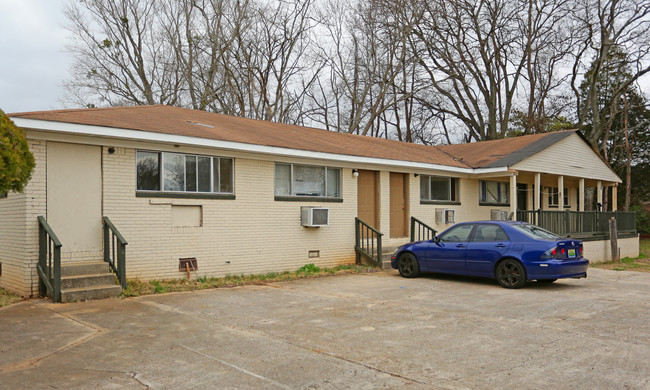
[[517, 183, 528, 211], [465, 223, 511, 275]]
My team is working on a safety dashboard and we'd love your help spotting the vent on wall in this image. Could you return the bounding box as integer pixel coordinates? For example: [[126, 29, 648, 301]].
[[301, 207, 329, 227]]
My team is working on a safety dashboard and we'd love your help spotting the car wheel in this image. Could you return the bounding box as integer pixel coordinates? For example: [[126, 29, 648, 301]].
[[537, 279, 557, 283], [398, 253, 420, 278], [495, 259, 527, 289]]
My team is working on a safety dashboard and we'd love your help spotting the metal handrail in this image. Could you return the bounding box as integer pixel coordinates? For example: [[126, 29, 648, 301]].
[[354, 217, 383, 267], [515, 209, 637, 236], [37, 216, 62, 302], [103, 217, 128, 289], [410, 216, 437, 242]]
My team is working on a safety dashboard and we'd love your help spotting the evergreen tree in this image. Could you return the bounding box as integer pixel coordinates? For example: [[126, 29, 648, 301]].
[[0, 109, 35, 194]]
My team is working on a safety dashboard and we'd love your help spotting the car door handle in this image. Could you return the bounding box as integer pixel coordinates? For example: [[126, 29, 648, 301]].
[[456, 244, 466, 248], [495, 244, 506, 248]]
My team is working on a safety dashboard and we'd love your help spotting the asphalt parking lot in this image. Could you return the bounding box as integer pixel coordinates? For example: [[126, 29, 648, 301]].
[[1, 268, 649, 389]]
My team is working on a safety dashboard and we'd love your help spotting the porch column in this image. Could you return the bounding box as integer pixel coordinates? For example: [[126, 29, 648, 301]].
[[578, 178, 585, 212], [558, 176, 564, 211], [510, 174, 517, 217], [534, 173, 541, 211], [597, 181, 603, 211], [612, 184, 618, 211]]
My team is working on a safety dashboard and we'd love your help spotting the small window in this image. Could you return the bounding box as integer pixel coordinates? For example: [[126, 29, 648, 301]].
[[547, 187, 569, 207], [479, 181, 509, 205], [136, 151, 233, 194], [472, 224, 509, 242], [439, 224, 474, 243], [420, 175, 459, 202], [274, 163, 341, 198]]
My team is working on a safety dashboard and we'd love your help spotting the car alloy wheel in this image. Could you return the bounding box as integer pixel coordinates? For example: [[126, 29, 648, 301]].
[[496, 259, 526, 288], [398, 253, 420, 278]]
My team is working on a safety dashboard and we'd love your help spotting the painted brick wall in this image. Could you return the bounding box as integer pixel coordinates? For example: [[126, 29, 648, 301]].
[[0, 141, 46, 296], [102, 146, 357, 281]]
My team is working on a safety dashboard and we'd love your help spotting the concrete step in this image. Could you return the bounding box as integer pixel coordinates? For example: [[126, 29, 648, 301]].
[[61, 273, 118, 289], [61, 285, 122, 303], [61, 262, 110, 277]]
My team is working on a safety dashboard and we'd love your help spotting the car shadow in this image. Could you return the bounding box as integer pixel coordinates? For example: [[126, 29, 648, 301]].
[[402, 272, 585, 290]]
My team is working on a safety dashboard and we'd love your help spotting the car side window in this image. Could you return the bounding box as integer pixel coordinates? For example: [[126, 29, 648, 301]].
[[439, 224, 474, 243], [472, 224, 510, 242]]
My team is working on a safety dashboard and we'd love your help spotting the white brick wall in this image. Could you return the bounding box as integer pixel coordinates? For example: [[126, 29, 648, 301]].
[[103, 147, 357, 281], [0, 141, 46, 296]]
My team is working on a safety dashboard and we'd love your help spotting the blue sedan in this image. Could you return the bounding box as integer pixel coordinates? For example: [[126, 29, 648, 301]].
[[391, 221, 588, 288]]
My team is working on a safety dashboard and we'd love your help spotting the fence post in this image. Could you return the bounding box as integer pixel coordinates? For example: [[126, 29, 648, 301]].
[[609, 216, 619, 262]]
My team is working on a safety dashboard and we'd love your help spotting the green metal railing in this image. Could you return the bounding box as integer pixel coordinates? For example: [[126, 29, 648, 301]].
[[516, 209, 637, 236], [37, 216, 62, 302], [410, 216, 437, 242], [355, 217, 383, 267], [103, 217, 128, 289]]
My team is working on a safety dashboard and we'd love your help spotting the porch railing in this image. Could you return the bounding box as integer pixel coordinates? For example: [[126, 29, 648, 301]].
[[37, 216, 62, 303], [355, 217, 383, 267], [410, 216, 437, 242], [516, 210, 636, 237], [103, 217, 128, 289]]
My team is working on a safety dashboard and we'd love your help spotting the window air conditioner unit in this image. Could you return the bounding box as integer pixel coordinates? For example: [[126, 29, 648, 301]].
[[301, 207, 329, 227], [491, 209, 509, 221], [435, 208, 455, 224]]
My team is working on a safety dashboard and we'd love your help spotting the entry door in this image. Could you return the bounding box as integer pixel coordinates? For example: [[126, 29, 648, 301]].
[[357, 170, 379, 228], [47, 142, 103, 259], [517, 183, 528, 211], [390, 172, 408, 237]]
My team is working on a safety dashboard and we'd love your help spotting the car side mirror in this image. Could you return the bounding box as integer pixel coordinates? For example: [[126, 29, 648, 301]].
[[433, 236, 440, 243]]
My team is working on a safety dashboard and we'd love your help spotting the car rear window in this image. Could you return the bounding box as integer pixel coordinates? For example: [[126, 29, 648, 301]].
[[511, 224, 560, 240]]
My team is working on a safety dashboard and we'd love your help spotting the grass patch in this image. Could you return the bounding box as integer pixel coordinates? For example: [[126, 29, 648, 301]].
[[0, 288, 23, 308], [122, 264, 377, 298], [591, 238, 650, 273]]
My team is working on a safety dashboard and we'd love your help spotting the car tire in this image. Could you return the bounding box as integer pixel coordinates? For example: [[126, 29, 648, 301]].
[[495, 259, 527, 289], [398, 253, 420, 278], [537, 279, 557, 283]]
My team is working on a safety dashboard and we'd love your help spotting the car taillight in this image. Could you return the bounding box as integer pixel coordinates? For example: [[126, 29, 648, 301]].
[[541, 247, 558, 259]]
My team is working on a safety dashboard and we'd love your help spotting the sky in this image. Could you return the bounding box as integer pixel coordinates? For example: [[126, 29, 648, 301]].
[[0, 0, 71, 114]]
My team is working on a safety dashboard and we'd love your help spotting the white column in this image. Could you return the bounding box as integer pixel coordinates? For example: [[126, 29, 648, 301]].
[[534, 173, 541, 211], [612, 184, 618, 211], [510, 174, 517, 217], [558, 176, 564, 211], [597, 180, 603, 211], [578, 178, 585, 212]]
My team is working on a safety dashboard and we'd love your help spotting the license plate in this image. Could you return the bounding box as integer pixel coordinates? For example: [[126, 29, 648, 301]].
[[568, 249, 576, 258]]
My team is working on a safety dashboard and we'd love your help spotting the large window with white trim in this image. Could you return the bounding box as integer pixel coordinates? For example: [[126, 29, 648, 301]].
[[136, 151, 233, 194], [420, 175, 459, 202], [274, 163, 341, 198], [479, 180, 509, 205]]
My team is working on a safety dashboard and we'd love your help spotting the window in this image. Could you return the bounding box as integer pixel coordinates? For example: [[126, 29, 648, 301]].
[[136, 151, 233, 194], [479, 180, 509, 205], [472, 224, 509, 242], [420, 175, 459, 202], [274, 163, 341, 198], [547, 187, 569, 208], [439, 224, 474, 243]]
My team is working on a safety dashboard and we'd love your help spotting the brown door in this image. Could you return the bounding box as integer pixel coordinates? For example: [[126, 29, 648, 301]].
[[390, 172, 408, 237], [357, 170, 379, 228]]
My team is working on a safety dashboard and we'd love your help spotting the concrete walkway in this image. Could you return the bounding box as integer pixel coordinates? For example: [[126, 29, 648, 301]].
[[1, 268, 649, 389]]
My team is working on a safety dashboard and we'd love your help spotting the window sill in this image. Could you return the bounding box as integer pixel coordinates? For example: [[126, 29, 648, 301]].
[[275, 196, 343, 203], [479, 202, 510, 207], [136, 191, 235, 200], [420, 200, 460, 206]]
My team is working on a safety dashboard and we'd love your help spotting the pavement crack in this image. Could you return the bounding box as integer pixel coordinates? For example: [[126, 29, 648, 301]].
[[0, 302, 103, 373]]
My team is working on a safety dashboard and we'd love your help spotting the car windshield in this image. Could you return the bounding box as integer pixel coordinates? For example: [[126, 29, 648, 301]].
[[511, 223, 560, 240]]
